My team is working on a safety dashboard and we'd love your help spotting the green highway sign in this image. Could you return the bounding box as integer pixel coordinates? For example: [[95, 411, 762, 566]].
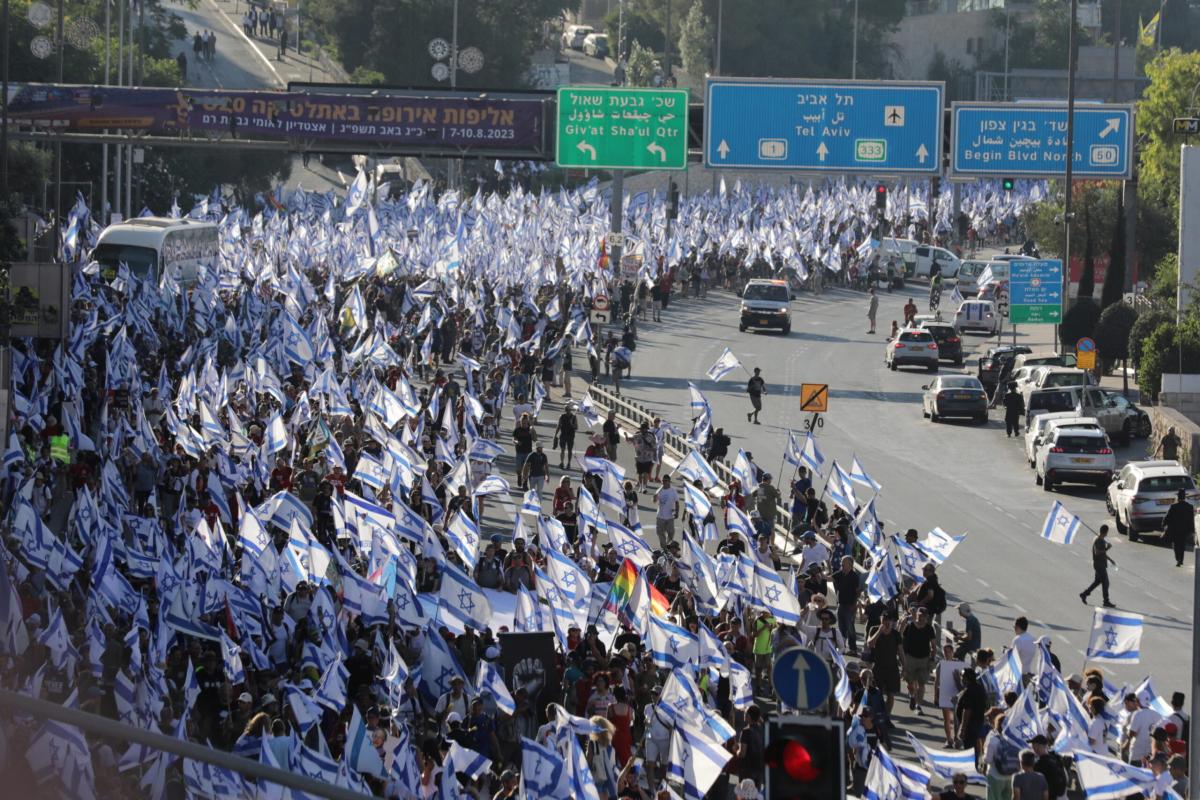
[[555, 86, 689, 170], [1008, 259, 1063, 325], [1009, 304, 1062, 324]]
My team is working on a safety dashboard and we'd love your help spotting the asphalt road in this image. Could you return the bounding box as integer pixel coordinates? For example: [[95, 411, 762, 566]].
[[599, 284, 1193, 697]]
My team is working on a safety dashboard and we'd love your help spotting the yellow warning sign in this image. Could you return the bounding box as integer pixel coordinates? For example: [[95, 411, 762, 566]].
[[799, 383, 829, 413]]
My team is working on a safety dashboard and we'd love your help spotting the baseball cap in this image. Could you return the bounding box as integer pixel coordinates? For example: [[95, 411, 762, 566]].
[[237, 692, 253, 703], [445, 711, 463, 724], [260, 693, 277, 705]]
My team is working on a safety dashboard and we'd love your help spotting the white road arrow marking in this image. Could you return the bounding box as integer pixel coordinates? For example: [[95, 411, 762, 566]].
[[576, 140, 597, 160], [816, 142, 828, 162], [1099, 118, 1121, 138], [647, 141, 667, 162], [717, 139, 730, 159], [916, 143, 929, 164]]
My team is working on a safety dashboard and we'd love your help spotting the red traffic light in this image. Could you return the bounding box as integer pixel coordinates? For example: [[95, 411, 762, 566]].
[[875, 184, 886, 195], [781, 740, 822, 782]]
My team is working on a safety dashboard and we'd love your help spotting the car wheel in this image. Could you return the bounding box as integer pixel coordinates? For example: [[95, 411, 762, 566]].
[[930, 411, 939, 422], [1121, 419, 1135, 446], [1137, 416, 1152, 438], [1043, 477, 1053, 491], [739, 324, 746, 332], [889, 360, 897, 371], [1113, 512, 1127, 535], [1128, 524, 1139, 543], [782, 324, 791, 335]]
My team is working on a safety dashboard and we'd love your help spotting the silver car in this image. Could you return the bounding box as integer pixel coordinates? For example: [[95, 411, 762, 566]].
[[886, 329, 939, 372], [922, 375, 988, 423]]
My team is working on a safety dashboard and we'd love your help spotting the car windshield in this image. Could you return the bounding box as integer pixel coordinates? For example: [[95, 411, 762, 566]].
[[92, 243, 158, 279], [743, 284, 788, 301], [1104, 393, 1131, 410], [939, 376, 981, 389], [925, 326, 955, 339], [1043, 372, 1087, 388], [1055, 435, 1106, 451], [1140, 475, 1195, 492], [898, 331, 932, 342], [592, 35, 607, 44], [959, 263, 984, 277]]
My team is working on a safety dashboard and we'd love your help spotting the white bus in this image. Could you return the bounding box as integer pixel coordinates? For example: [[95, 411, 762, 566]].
[[92, 217, 219, 284]]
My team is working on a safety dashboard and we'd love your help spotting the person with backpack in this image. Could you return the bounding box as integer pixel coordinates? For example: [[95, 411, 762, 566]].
[[1029, 735, 1068, 800], [983, 713, 1022, 800]]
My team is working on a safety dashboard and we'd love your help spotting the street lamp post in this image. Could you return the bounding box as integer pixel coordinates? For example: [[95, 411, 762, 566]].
[[714, 0, 722, 77], [1059, 0, 1078, 353], [851, 0, 859, 80]]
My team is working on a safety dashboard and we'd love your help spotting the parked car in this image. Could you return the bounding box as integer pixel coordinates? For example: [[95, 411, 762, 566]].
[[954, 299, 1001, 336], [1024, 413, 1103, 468], [1025, 386, 1086, 430], [1097, 388, 1152, 442], [582, 32, 609, 57], [955, 259, 992, 296], [914, 244, 960, 281], [977, 344, 1032, 388], [886, 328, 939, 372], [922, 375, 987, 423], [1011, 351, 1078, 373], [918, 321, 964, 366], [562, 24, 593, 50], [1035, 427, 1115, 491], [1107, 460, 1200, 541], [878, 237, 918, 280]]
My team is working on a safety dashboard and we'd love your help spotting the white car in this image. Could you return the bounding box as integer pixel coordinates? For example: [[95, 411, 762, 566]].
[[1107, 461, 1200, 541], [1024, 415, 1103, 467], [562, 24, 593, 50], [1035, 427, 1115, 491], [955, 259, 992, 296], [886, 328, 939, 372], [914, 244, 960, 281], [954, 299, 1001, 335]]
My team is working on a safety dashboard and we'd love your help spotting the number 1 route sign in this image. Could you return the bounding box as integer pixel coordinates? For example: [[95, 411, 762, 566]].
[[556, 86, 689, 171], [704, 78, 943, 173]]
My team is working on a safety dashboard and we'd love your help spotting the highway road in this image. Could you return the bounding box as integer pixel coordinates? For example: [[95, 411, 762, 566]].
[[598, 283, 1192, 698]]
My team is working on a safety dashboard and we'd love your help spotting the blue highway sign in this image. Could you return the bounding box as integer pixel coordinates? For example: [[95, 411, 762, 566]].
[[771, 646, 834, 711], [951, 103, 1134, 179], [1009, 259, 1064, 324], [705, 78, 943, 173]]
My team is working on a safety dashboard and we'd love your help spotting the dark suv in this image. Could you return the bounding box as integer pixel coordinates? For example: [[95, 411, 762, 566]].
[[978, 345, 1032, 389], [920, 322, 964, 366]]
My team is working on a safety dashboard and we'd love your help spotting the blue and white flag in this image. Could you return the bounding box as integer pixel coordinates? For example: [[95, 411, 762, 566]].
[[918, 527, 965, 565], [419, 622, 470, 702], [854, 499, 884, 552], [847, 456, 882, 491], [674, 449, 719, 489], [1072, 751, 1157, 800], [446, 741, 492, 781], [476, 659, 516, 716], [473, 474, 510, 496], [1085, 607, 1143, 664], [444, 510, 481, 571], [905, 732, 985, 786], [606, 520, 655, 568], [863, 745, 930, 800], [751, 561, 802, 624], [731, 450, 759, 495], [648, 614, 698, 670], [826, 461, 859, 514], [520, 737, 570, 799], [264, 412, 288, 457], [705, 348, 742, 382], [345, 705, 385, 777], [783, 430, 805, 468], [667, 723, 732, 800], [1040, 500, 1081, 546], [800, 431, 826, 474], [847, 716, 871, 768], [438, 561, 493, 632]]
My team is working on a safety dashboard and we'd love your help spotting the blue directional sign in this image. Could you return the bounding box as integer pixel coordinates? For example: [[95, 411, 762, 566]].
[[951, 103, 1134, 179], [1009, 259, 1064, 324], [772, 647, 834, 711], [705, 78, 943, 173]]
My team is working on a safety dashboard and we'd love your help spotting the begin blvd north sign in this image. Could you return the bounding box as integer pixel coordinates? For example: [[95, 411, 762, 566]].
[[555, 86, 688, 171]]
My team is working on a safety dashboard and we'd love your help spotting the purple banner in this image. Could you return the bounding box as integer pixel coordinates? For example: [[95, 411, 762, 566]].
[[6, 83, 548, 156]]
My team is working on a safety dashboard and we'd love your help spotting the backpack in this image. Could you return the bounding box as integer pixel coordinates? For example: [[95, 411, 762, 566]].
[[992, 738, 1021, 776], [1038, 754, 1069, 797], [928, 582, 948, 616]]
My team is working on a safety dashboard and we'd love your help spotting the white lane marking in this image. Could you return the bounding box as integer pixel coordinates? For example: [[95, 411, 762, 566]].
[[952, 564, 966, 573], [995, 591, 1009, 600], [976, 578, 990, 588]]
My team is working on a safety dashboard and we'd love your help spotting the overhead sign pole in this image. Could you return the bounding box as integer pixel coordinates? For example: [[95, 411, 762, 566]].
[[703, 78, 943, 173]]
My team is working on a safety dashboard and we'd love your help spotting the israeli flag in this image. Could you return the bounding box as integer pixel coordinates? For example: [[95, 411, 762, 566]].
[[648, 614, 699, 669], [515, 585, 549, 633], [520, 737, 570, 798], [1040, 500, 1081, 546], [1073, 751, 1157, 799], [345, 705, 385, 777], [905, 732, 985, 786], [864, 745, 931, 800], [473, 474, 510, 496], [705, 348, 742, 382], [783, 430, 805, 468], [667, 723, 732, 800], [419, 621, 470, 703], [1086, 607, 1144, 664], [264, 412, 288, 457], [446, 741, 492, 782], [606, 520, 655, 568], [438, 561, 493, 632], [919, 527, 965, 565], [825, 461, 858, 515], [865, 548, 901, 603], [445, 510, 481, 571], [800, 431, 826, 475], [683, 482, 714, 523], [344, 170, 369, 216], [674, 449, 719, 489], [854, 499, 884, 551], [476, 659, 516, 716], [731, 449, 759, 494], [520, 489, 541, 515], [847, 455, 882, 491], [751, 561, 802, 624]]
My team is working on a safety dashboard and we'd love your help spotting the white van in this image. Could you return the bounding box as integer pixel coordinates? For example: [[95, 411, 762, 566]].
[[954, 299, 1001, 335], [92, 217, 219, 284], [913, 244, 960, 281]]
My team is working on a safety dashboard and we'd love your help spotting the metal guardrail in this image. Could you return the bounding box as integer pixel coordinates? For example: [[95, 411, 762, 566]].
[[584, 382, 855, 571]]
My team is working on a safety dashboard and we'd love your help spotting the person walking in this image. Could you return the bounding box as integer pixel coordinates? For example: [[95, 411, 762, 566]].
[[553, 404, 577, 468], [653, 475, 679, 549], [746, 367, 766, 425], [1002, 382, 1024, 435], [1163, 488, 1194, 567], [1079, 525, 1116, 607], [866, 287, 879, 334], [176, 51, 188, 82], [278, 21, 288, 60]]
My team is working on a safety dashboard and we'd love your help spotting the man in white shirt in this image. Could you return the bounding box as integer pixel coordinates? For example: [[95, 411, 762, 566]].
[[798, 531, 830, 574], [1120, 693, 1160, 764], [1010, 616, 1036, 675], [653, 475, 679, 548]]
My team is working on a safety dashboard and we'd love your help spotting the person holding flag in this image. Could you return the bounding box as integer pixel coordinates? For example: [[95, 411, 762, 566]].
[[1079, 524, 1116, 608]]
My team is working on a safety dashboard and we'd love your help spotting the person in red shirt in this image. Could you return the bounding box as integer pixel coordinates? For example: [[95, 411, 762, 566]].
[[553, 476, 576, 515], [202, 497, 221, 529], [325, 465, 347, 496], [269, 457, 293, 491]]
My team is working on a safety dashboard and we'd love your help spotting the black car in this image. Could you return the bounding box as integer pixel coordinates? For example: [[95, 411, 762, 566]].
[[978, 344, 1032, 388], [920, 322, 965, 366]]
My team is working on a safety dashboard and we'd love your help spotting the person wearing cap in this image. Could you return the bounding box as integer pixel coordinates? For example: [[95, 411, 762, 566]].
[[1163, 487, 1194, 567], [798, 530, 830, 575], [751, 473, 780, 539], [436, 676, 469, 736], [1011, 749, 1049, 800], [951, 603, 982, 661], [493, 768, 519, 800], [1029, 734, 1067, 799], [1167, 754, 1188, 797]]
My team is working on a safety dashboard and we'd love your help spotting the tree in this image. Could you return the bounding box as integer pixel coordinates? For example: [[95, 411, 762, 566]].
[[1137, 321, 1200, 400], [1137, 50, 1200, 219], [1093, 301, 1138, 390], [1128, 307, 1172, 368], [1078, 207, 1096, 298], [1060, 296, 1101, 348], [1101, 191, 1126, 309], [678, 1, 712, 79], [626, 40, 659, 87]]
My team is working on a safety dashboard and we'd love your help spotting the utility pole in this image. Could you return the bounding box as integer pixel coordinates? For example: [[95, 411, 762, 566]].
[[851, 0, 859, 80], [101, 0, 110, 224], [54, 0, 64, 224], [1111, 0, 1121, 102], [664, 0, 672, 80], [1059, 0, 1079, 353], [1, 0, 10, 199], [116, 0, 124, 220]]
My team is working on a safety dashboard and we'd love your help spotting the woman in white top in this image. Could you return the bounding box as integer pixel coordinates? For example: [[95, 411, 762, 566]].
[[933, 642, 968, 748], [1086, 695, 1110, 755]]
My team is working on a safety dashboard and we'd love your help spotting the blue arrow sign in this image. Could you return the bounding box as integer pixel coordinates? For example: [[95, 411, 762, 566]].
[[771, 646, 834, 711], [705, 78, 943, 173], [951, 103, 1134, 179], [1009, 259, 1064, 305]]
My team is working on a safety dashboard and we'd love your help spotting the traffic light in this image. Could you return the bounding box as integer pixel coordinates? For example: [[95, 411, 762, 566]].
[[766, 716, 845, 800], [874, 183, 887, 210], [1002, 177, 1015, 192]]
